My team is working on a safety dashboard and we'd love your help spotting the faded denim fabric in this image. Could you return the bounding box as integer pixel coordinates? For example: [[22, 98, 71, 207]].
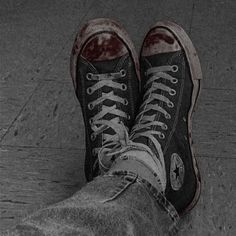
[[2, 172, 179, 236]]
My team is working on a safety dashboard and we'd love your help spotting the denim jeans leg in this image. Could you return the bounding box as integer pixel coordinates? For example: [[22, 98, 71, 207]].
[[2, 171, 179, 236]]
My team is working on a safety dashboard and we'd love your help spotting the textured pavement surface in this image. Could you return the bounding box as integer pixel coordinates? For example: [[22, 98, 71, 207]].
[[0, 0, 235, 235]]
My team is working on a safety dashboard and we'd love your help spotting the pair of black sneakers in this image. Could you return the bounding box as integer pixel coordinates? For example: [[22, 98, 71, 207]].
[[70, 18, 202, 215]]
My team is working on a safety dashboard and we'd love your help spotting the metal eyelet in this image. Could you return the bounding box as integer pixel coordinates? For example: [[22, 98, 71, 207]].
[[167, 101, 174, 108], [88, 103, 93, 110], [89, 118, 93, 125], [162, 124, 168, 130], [121, 84, 127, 91], [171, 78, 178, 84], [87, 87, 93, 95], [165, 113, 171, 119], [127, 115, 131, 120], [159, 133, 165, 139], [86, 73, 93, 80], [92, 148, 96, 156], [91, 133, 96, 141], [169, 89, 176, 96], [172, 65, 179, 72], [124, 99, 128, 105], [120, 155, 128, 160], [120, 69, 126, 77]]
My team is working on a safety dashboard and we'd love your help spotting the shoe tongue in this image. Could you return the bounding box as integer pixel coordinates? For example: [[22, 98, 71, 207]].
[[89, 55, 129, 146], [132, 136, 149, 147], [102, 113, 125, 137], [143, 50, 182, 68], [90, 55, 124, 73]]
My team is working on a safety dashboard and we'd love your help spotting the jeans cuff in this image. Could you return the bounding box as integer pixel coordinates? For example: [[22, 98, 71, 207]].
[[104, 170, 180, 235]]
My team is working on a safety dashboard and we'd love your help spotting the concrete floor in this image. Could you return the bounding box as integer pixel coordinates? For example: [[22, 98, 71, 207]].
[[0, 0, 235, 235]]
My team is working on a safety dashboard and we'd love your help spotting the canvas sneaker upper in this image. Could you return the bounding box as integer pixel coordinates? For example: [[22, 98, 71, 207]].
[[70, 19, 140, 181], [131, 22, 202, 215]]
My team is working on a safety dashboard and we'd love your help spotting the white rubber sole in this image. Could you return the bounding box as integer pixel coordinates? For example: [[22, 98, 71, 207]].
[[148, 21, 203, 215], [70, 18, 140, 91]]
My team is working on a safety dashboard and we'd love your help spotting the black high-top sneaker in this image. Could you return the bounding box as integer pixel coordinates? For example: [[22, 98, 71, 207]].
[[70, 19, 140, 182], [131, 21, 202, 215]]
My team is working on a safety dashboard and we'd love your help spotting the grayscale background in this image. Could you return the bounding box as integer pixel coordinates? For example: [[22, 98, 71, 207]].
[[0, 0, 235, 235]]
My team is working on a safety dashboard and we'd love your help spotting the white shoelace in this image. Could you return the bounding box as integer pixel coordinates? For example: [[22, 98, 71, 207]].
[[129, 65, 179, 189], [87, 70, 130, 169], [98, 65, 178, 191]]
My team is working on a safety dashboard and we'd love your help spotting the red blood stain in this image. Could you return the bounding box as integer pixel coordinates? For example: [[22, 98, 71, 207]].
[[144, 32, 174, 47], [81, 33, 125, 61], [79, 23, 89, 37]]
